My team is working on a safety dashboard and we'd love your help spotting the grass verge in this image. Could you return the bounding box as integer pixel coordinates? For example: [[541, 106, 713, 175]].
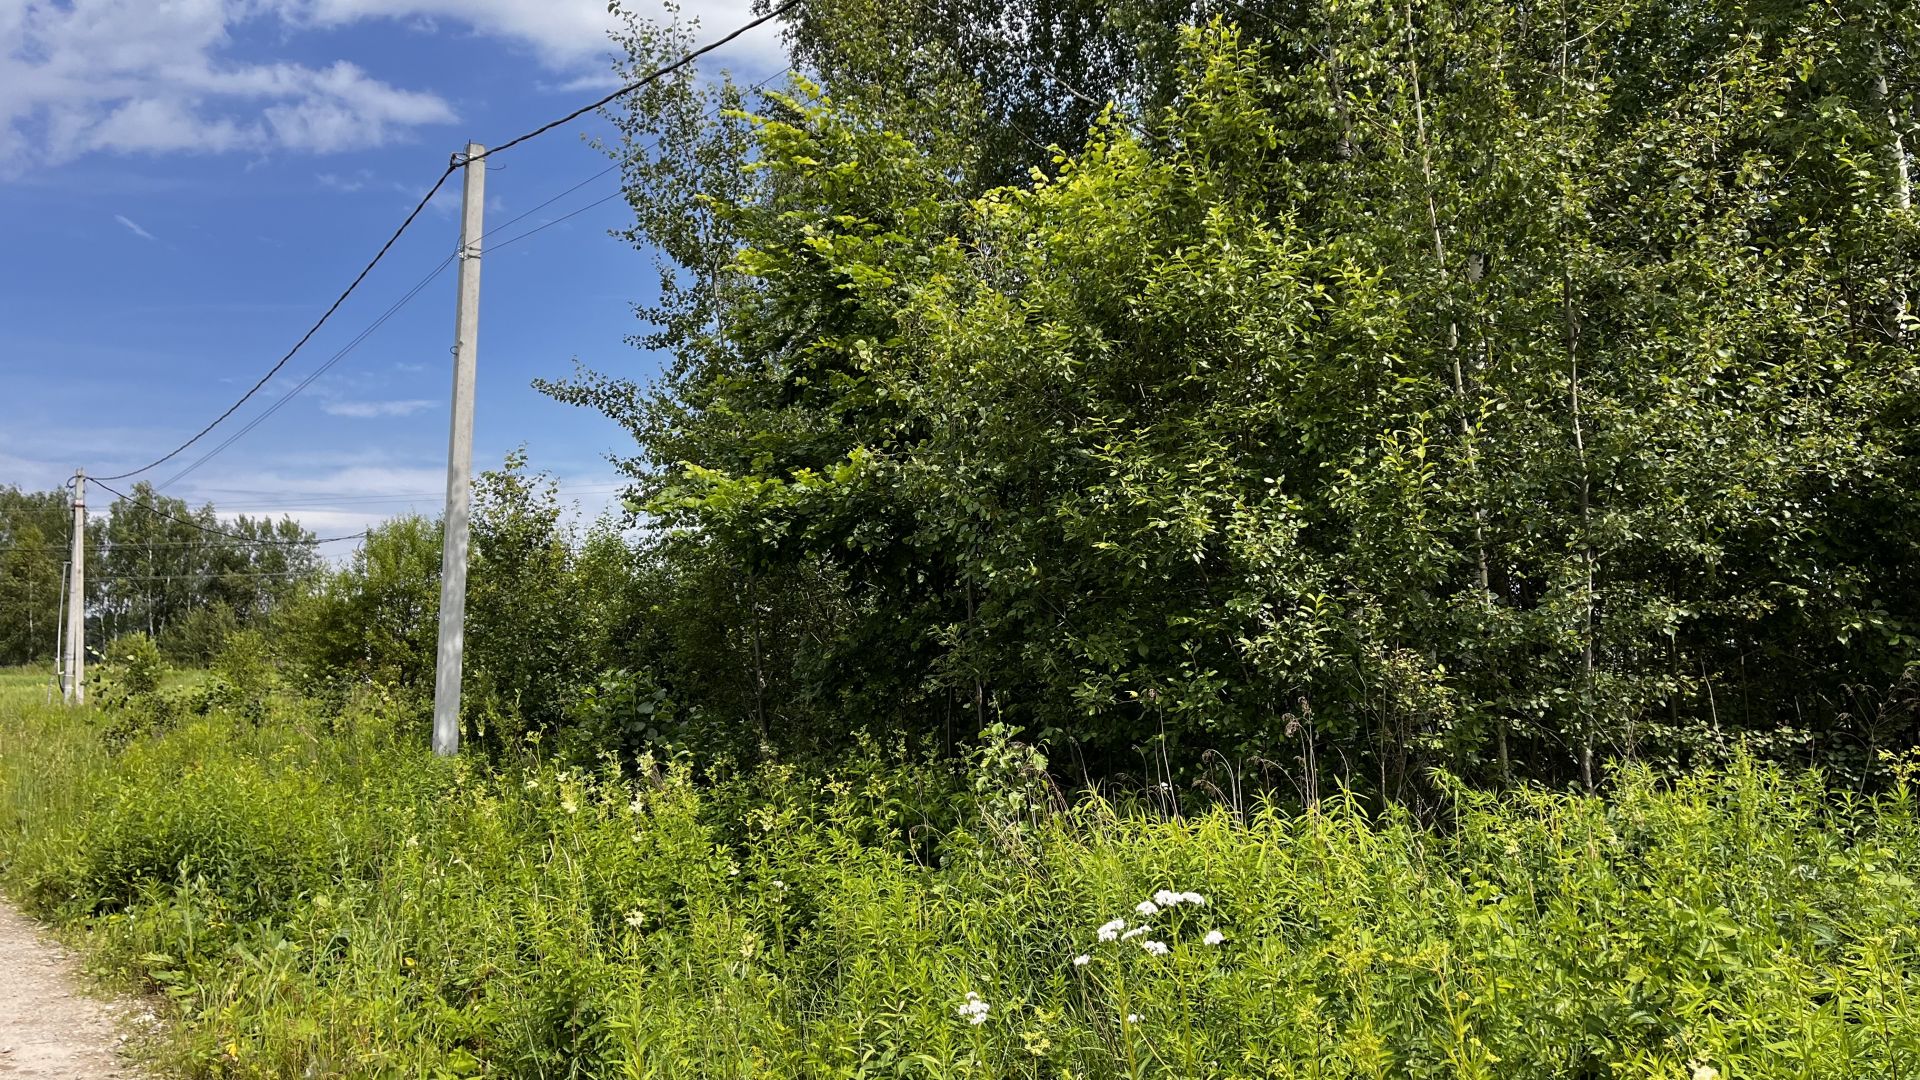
[[2, 674, 1917, 1078]]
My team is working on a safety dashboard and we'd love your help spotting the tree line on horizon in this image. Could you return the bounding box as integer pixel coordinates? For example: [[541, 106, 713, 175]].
[[0, 483, 320, 668]]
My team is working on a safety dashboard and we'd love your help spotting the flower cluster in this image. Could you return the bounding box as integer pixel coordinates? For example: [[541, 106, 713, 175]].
[[1074, 888, 1226, 966], [956, 991, 991, 1025]]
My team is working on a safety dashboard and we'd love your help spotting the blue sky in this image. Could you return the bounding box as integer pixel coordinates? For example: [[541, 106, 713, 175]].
[[0, 0, 788, 540]]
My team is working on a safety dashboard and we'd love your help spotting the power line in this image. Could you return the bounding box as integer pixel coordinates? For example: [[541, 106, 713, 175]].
[[157, 254, 457, 489], [90, 479, 365, 546], [161, 66, 796, 488], [3, 539, 349, 553], [87, 571, 317, 582], [94, 171, 460, 484], [469, 2, 798, 167], [474, 163, 620, 246], [491, 189, 629, 251], [93, 2, 798, 485], [207, 483, 631, 507], [2, 483, 631, 529], [490, 64, 796, 250]]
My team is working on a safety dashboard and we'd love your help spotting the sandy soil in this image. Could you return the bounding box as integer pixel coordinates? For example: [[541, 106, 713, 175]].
[[0, 903, 148, 1079]]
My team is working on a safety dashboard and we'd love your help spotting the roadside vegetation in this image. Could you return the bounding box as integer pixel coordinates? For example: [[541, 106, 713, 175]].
[[3, 669, 1919, 1078]]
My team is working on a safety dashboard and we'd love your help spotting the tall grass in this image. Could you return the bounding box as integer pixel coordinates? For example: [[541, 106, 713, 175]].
[[1, 673, 1916, 1078]]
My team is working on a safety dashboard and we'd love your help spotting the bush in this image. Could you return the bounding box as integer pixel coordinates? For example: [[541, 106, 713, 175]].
[[210, 629, 274, 725], [552, 667, 679, 766], [156, 603, 239, 665], [110, 633, 165, 698], [86, 633, 181, 750]]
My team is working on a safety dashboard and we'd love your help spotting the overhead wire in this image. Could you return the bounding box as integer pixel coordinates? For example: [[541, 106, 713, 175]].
[[92, 1, 799, 485], [157, 254, 457, 489], [90, 478, 366, 546], [489, 189, 630, 252], [474, 162, 620, 245], [489, 63, 797, 252], [88, 571, 318, 582], [158, 63, 798, 488], [93, 170, 461, 483], [467, 1, 798, 166], [207, 483, 630, 508]]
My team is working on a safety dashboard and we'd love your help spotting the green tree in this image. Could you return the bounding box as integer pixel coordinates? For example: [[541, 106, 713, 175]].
[[0, 486, 69, 665], [277, 515, 442, 708], [549, 0, 1920, 790], [97, 483, 318, 655]]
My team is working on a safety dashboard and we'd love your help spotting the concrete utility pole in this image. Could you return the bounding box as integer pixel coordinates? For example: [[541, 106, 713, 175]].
[[63, 469, 85, 704], [432, 142, 484, 756]]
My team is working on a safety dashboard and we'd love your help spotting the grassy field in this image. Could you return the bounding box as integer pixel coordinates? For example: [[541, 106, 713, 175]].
[[1, 672, 1917, 1078]]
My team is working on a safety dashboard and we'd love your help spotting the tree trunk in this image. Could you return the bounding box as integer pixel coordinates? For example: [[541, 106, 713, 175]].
[[1873, 43, 1911, 339], [1405, 1, 1505, 781]]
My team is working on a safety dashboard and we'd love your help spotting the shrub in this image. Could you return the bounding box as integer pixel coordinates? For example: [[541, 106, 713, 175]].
[[211, 629, 274, 724], [156, 603, 240, 665], [112, 633, 165, 698]]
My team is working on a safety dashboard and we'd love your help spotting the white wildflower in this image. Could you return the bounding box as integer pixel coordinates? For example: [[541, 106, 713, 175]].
[[1135, 899, 1160, 917], [1692, 1067, 1719, 1080], [957, 992, 991, 1025], [560, 795, 579, 815], [1202, 929, 1225, 946], [1121, 926, 1150, 941], [1140, 939, 1170, 956], [1152, 889, 1183, 908], [624, 908, 646, 929], [1125, 1013, 1141, 1024], [1096, 918, 1126, 942], [1072, 954, 1091, 968], [1179, 892, 1207, 906]]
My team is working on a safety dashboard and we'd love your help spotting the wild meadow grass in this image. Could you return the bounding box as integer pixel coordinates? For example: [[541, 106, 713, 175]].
[[1, 673, 1917, 1078]]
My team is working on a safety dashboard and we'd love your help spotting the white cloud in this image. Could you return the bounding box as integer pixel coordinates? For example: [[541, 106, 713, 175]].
[[289, 1, 780, 67], [321, 398, 437, 418], [1, 1, 456, 169], [537, 72, 627, 94], [1, 1, 787, 172], [317, 168, 375, 192], [113, 213, 156, 240], [294, 0, 624, 65]]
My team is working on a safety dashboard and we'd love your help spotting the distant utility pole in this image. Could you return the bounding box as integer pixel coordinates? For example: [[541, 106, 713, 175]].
[[63, 469, 86, 704], [432, 142, 484, 757]]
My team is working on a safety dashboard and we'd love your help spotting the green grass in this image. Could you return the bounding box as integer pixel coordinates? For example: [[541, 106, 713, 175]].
[[1, 676, 1917, 1078]]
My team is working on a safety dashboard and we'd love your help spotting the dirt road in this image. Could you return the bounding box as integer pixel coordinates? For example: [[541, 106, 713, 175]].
[[0, 903, 146, 1079]]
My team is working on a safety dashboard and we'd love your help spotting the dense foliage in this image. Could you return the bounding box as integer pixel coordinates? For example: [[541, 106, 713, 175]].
[[2, 675, 1917, 1078], [536, 0, 1920, 791]]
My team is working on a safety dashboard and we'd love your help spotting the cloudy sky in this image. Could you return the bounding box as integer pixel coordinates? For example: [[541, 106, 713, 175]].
[[0, 0, 788, 542]]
